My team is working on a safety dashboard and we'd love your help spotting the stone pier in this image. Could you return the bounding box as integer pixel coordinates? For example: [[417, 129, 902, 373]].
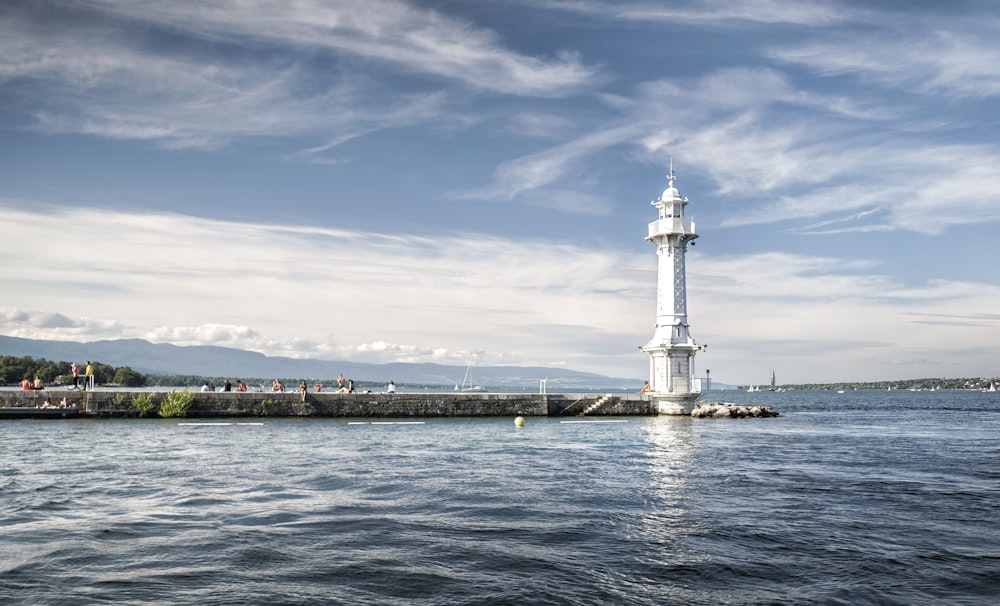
[[0, 390, 659, 418]]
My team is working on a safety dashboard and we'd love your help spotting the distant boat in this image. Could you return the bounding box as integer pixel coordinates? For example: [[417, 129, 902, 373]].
[[459, 357, 485, 392], [767, 369, 782, 392], [746, 385, 758, 392], [987, 382, 997, 393]]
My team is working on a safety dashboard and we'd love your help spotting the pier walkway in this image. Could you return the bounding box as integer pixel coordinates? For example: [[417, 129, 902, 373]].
[[0, 390, 656, 418]]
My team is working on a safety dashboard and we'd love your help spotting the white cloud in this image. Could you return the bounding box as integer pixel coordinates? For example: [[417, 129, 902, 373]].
[[463, 57, 1000, 232], [687, 253, 1000, 383], [107, 0, 597, 95], [0, 307, 130, 339], [456, 123, 642, 204], [768, 27, 1000, 99], [2, 203, 998, 383], [528, 0, 854, 27], [3, 1, 999, 387], [0, 203, 650, 375], [0, 0, 598, 147], [711, 143, 1000, 234]]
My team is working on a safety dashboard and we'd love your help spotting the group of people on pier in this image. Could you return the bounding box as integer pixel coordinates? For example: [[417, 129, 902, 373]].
[[201, 379, 248, 392], [35, 396, 73, 409], [19, 361, 93, 391]]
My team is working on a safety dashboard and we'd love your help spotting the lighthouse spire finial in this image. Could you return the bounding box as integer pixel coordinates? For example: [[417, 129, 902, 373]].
[[668, 157, 676, 186]]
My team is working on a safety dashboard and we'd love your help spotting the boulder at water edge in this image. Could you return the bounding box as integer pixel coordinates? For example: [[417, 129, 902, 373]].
[[690, 402, 779, 418]]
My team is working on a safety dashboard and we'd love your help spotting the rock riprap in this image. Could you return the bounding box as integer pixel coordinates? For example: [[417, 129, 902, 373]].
[[690, 402, 779, 418]]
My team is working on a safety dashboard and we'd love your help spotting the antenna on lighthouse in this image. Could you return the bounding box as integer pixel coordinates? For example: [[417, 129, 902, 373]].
[[668, 157, 675, 186]]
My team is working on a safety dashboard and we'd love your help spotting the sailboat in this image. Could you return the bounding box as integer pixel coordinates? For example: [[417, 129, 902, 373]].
[[767, 370, 783, 392], [459, 357, 485, 392]]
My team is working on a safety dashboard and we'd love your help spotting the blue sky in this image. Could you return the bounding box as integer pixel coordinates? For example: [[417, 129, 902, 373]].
[[2, 0, 999, 385]]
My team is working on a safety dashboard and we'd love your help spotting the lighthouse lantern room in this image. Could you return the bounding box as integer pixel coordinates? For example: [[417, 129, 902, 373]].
[[641, 165, 703, 415]]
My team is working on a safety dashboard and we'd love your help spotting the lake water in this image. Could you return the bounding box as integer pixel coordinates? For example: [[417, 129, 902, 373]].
[[2, 390, 997, 605]]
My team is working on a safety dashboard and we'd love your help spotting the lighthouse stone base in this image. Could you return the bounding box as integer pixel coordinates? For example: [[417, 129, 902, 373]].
[[652, 394, 700, 416]]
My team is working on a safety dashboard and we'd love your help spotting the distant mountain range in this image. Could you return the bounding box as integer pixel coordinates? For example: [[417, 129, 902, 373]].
[[0, 335, 636, 390]]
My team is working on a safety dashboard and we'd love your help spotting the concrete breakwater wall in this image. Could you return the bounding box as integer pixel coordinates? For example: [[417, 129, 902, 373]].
[[0, 390, 656, 418]]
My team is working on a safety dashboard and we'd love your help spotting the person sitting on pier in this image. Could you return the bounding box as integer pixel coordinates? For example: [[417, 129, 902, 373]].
[[638, 380, 651, 395], [314, 383, 323, 392], [236, 380, 248, 392], [33, 376, 45, 390], [272, 379, 285, 392], [37, 396, 54, 409], [299, 380, 308, 402], [19, 378, 32, 390]]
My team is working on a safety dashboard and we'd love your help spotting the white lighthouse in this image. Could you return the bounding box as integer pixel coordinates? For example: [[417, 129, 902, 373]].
[[641, 166, 702, 415]]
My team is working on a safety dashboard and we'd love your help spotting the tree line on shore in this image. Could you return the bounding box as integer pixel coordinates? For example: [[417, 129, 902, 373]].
[[0, 355, 145, 387], [779, 377, 999, 391], [0, 355, 400, 391], [5, 354, 997, 392]]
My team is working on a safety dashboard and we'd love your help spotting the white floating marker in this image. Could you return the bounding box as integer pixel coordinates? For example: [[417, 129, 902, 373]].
[[370, 421, 425, 425], [178, 422, 233, 426], [559, 419, 628, 424]]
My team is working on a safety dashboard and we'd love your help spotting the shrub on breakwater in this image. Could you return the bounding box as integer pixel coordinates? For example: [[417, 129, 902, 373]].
[[261, 398, 280, 416], [158, 390, 194, 418], [131, 392, 156, 416]]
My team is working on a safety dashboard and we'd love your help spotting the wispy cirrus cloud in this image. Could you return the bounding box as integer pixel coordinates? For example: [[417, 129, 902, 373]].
[[523, 0, 855, 27], [467, 51, 1000, 232], [458, 66, 878, 211], [454, 123, 641, 208], [3, 21, 436, 150], [87, 0, 598, 96], [0, 0, 598, 149], [768, 27, 1000, 99]]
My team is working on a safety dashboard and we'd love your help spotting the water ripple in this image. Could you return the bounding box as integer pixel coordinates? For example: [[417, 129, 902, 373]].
[[2, 396, 999, 604]]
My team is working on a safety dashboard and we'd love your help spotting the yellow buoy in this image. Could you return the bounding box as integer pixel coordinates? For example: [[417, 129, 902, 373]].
[[514, 416, 525, 427]]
